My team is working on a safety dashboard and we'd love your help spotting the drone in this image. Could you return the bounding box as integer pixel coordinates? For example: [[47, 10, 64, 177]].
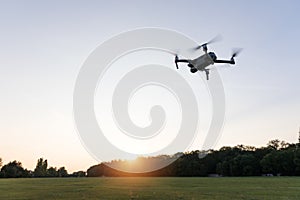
[[174, 36, 242, 80]]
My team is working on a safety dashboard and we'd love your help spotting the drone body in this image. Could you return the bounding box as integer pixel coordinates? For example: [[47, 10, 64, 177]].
[[174, 37, 241, 80]]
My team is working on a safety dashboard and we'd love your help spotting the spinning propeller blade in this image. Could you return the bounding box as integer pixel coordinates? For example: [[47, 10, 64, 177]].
[[192, 35, 222, 51], [231, 48, 243, 58], [174, 54, 179, 69]]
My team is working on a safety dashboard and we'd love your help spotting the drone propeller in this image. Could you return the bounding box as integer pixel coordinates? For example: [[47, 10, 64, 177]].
[[168, 49, 180, 69], [192, 35, 222, 51], [174, 54, 179, 69], [231, 48, 243, 59]]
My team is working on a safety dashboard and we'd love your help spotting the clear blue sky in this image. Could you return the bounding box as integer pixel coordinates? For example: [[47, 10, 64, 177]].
[[0, 0, 299, 172]]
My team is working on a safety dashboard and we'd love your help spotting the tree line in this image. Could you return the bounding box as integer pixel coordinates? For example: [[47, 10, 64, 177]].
[[87, 139, 300, 177], [1, 139, 300, 178], [0, 158, 85, 178]]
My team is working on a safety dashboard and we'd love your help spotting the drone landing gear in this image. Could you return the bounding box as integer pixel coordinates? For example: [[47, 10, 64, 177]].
[[205, 69, 209, 80]]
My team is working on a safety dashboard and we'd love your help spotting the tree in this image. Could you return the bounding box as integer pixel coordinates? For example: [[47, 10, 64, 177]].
[[260, 150, 278, 175], [47, 167, 58, 177], [294, 148, 300, 175], [0, 158, 2, 168], [71, 171, 86, 177], [216, 160, 231, 176], [231, 154, 259, 176], [0, 160, 26, 178], [280, 141, 290, 149], [57, 167, 68, 177], [267, 139, 281, 150], [34, 158, 48, 177], [267, 139, 290, 150], [277, 149, 295, 175]]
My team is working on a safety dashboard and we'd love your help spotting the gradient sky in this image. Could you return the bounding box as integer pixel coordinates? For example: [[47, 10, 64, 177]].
[[0, 0, 300, 172]]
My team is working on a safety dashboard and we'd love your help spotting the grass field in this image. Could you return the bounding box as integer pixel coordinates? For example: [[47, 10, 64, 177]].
[[0, 177, 300, 200]]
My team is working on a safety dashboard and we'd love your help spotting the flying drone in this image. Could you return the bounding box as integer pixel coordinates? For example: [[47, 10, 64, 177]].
[[174, 36, 242, 80]]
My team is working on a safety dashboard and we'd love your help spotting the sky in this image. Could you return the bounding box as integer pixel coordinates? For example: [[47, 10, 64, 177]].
[[0, 0, 300, 172]]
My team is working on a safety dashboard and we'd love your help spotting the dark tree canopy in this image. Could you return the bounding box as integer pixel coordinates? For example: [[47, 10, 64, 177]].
[[0, 160, 31, 178], [0, 157, 75, 178], [1, 139, 300, 178], [87, 140, 300, 177], [34, 158, 48, 177], [57, 167, 68, 177]]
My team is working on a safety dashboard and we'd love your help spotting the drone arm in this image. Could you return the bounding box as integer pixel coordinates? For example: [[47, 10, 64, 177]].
[[176, 59, 189, 63], [214, 59, 235, 64], [174, 57, 189, 69]]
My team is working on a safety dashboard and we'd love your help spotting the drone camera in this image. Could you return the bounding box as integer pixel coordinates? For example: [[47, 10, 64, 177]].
[[208, 52, 217, 61]]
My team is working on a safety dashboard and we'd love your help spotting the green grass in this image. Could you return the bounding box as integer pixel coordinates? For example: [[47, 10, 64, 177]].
[[0, 177, 300, 200]]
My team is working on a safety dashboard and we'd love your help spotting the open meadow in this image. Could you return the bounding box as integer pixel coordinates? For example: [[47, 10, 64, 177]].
[[0, 177, 300, 200]]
